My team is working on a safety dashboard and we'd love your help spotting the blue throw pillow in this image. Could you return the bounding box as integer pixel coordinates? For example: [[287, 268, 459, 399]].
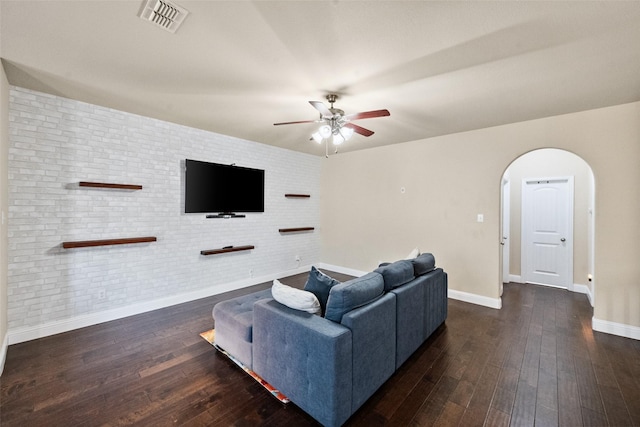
[[304, 266, 341, 314], [324, 272, 384, 323]]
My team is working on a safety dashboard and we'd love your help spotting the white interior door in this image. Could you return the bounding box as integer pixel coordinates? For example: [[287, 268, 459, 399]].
[[501, 178, 510, 285], [522, 177, 574, 288]]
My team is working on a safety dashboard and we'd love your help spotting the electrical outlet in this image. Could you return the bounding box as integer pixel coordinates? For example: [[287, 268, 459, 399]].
[[98, 289, 106, 300], [295, 255, 301, 262], [249, 269, 254, 278]]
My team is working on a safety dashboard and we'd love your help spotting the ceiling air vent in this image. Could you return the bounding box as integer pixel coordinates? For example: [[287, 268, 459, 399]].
[[138, 0, 189, 34]]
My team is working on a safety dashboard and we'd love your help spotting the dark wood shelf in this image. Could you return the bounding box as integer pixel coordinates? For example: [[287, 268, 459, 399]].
[[279, 227, 315, 233], [62, 236, 157, 249], [201, 245, 255, 256], [79, 181, 143, 190], [285, 194, 311, 198]]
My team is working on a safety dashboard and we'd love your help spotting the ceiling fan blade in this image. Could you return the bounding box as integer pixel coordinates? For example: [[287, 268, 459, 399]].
[[344, 109, 390, 121], [344, 122, 375, 137], [309, 101, 333, 118], [273, 119, 319, 126]]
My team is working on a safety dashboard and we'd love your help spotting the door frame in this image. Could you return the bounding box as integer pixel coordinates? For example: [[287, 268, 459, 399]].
[[500, 177, 510, 289]]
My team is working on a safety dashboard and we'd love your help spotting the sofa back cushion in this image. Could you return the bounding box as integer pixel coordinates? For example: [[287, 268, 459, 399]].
[[324, 272, 384, 323], [374, 260, 415, 291], [412, 253, 436, 276], [303, 266, 341, 315]]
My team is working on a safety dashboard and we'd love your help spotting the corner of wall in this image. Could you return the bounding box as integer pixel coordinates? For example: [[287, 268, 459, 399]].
[[0, 333, 7, 376], [573, 283, 594, 307], [1, 60, 11, 375], [316, 262, 368, 278]]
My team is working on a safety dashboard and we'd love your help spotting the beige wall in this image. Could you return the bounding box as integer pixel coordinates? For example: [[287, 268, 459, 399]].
[[321, 101, 640, 330], [1, 56, 10, 369], [505, 149, 593, 288]]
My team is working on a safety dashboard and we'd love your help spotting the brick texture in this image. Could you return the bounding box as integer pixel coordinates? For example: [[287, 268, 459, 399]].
[[8, 87, 321, 330]]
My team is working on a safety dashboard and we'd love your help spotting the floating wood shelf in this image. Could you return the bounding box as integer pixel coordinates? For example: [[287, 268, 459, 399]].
[[62, 236, 157, 249], [279, 227, 315, 233], [79, 181, 143, 190], [201, 245, 255, 256], [285, 194, 311, 198]]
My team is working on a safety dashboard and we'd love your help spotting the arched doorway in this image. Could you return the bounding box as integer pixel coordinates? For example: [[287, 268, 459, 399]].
[[500, 148, 595, 306]]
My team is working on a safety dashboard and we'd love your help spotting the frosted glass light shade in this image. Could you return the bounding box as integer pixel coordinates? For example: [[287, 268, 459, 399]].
[[311, 124, 354, 147], [340, 126, 355, 140], [319, 124, 332, 138]]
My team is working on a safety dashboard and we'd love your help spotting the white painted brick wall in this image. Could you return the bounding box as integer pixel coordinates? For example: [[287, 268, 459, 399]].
[[8, 87, 321, 330]]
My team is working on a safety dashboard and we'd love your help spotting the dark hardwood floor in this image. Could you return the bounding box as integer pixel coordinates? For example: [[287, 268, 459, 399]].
[[1, 274, 639, 426]]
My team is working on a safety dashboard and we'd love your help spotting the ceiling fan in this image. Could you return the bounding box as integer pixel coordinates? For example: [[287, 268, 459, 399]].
[[274, 94, 390, 155]]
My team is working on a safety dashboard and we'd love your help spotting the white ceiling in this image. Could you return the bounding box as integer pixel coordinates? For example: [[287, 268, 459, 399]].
[[2, 1, 640, 156]]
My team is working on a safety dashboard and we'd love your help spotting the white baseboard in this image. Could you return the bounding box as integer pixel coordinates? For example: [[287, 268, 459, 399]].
[[0, 332, 8, 376], [592, 317, 640, 341], [316, 262, 368, 278], [8, 262, 630, 346], [573, 283, 594, 306], [447, 289, 502, 309], [7, 265, 313, 345], [321, 263, 503, 310], [509, 276, 594, 307]]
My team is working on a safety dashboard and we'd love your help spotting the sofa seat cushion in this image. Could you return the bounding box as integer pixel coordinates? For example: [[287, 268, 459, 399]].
[[303, 266, 341, 314], [212, 288, 272, 342], [374, 260, 415, 291], [412, 253, 436, 276], [325, 272, 384, 323]]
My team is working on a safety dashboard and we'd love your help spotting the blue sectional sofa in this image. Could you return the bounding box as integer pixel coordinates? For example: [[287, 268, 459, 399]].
[[212, 253, 448, 427]]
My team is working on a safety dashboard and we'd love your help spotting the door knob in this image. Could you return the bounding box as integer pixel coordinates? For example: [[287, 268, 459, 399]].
[[560, 238, 566, 242]]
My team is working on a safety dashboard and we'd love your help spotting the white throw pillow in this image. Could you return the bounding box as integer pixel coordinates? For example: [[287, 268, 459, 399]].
[[271, 279, 321, 315], [404, 248, 420, 259]]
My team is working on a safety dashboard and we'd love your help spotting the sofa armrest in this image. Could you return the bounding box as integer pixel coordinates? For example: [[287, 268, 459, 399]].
[[423, 268, 448, 339], [253, 298, 353, 427]]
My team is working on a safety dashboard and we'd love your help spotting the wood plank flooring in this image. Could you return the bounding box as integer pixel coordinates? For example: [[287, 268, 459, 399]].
[[1, 275, 639, 426]]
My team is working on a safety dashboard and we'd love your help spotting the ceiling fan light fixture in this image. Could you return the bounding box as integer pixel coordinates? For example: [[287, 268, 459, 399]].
[[340, 126, 355, 141], [311, 131, 323, 144], [276, 94, 389, 155], [319, 124, 332, 139]]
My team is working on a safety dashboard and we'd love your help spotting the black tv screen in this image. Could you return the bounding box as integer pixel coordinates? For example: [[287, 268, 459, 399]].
[[185, 159, 265, 214]]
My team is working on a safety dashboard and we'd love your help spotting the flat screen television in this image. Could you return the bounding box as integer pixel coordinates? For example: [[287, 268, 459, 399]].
[[184, 159, 265, 214]]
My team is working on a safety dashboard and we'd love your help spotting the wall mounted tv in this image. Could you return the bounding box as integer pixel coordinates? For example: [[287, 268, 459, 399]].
[[184, 159, 265, 215]]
